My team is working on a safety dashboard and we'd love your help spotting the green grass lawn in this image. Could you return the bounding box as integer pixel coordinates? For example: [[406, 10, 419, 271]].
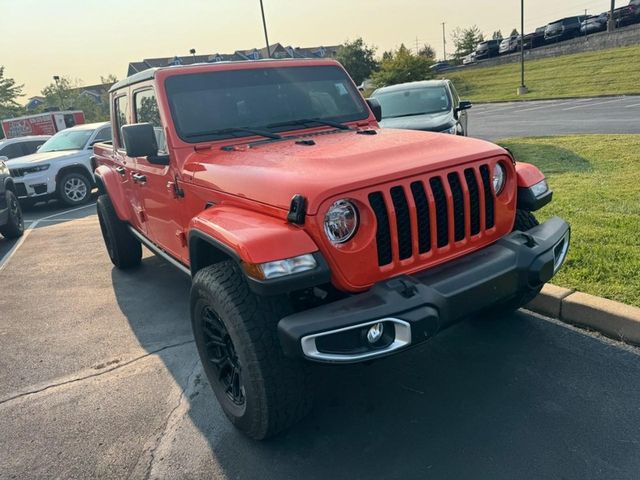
[[447, 45, 640, 103], [498, 135, 640, 307]]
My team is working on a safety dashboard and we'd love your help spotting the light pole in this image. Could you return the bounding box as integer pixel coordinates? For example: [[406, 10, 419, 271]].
[[53, 75, 65, 110], [190, 48, 196, 62], [259, 0, 271, 58], [517, 0, 528, 95], [608, 0, 616, 32], [442, 22, 447, 61]]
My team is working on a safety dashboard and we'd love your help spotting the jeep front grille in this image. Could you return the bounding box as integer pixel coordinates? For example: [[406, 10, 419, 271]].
[[368, 164, 496, 267]]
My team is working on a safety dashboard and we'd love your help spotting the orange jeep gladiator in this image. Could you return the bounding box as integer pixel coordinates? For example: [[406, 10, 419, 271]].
[[93, 59, 570, 439]]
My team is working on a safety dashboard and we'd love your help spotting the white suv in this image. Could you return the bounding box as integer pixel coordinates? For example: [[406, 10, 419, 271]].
[[6, 122, 111, 206]]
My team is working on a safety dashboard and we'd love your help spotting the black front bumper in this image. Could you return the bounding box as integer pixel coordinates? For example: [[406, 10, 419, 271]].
[[278, 216, 570, 363]]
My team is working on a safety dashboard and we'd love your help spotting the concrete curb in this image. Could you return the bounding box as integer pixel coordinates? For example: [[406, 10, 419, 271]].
[[526, 285, 640, 346]]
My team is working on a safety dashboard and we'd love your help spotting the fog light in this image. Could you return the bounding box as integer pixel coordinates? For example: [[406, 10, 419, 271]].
[[366, 323, 384, 344]]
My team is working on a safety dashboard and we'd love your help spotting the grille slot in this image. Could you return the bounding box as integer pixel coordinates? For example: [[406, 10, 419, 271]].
[[410, 181, 431, 253], [429, 177, 449, 248], [464, 169, 481, 235], [369, 192, 393, 266], [390, 186, 413, 260], [479, 165, 495, 229], [368, 164, 495, 267], [447, 172, 465, 242]]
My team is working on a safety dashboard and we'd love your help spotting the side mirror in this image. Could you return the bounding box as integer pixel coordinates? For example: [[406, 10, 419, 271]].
[[457, 101, 473, 112], [366, 98, 382, 122], [122, 123, 158, 157]]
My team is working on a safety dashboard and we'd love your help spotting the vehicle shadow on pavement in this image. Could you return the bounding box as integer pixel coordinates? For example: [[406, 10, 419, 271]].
[[110, 259, 640, 479]]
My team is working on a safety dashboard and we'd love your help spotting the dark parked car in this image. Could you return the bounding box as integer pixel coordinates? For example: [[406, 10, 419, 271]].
[[475, 39, 501, 60], [523, 26, 547, 49], [614, 1, 640, 26], [0, 160, 24, 239], [545, 16, 586, 42], [499, 35, 521, 54], [429, 61, 451, 72], [371, 80, 472, 136], [581, 13, 608, 34]]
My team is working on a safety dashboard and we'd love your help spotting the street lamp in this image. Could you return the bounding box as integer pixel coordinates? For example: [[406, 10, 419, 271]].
[[53, 75, 65, 110], [517, 0, 528, 95], [259, 0, 271, 58]]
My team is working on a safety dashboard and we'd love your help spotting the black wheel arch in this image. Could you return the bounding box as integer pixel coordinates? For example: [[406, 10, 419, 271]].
[[188, 230, 238, 277], [55, 164, 95, 187]]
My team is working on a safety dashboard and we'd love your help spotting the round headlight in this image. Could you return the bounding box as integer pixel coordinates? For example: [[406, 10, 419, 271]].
[[324, 200, 358, 244], [492, 163, 506, 194]]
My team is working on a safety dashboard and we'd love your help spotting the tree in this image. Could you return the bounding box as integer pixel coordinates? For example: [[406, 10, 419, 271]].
[[510, 28, 519, 37], [451, 26, 484, 61], [100, 74, 119, 84], [0, 67, 25, 119], [336, 38, 378, 85], [370, 44, 433, 87], [492, 30, 503, 40], [417, 43, 436, 60], [40, 76, 110, 123]]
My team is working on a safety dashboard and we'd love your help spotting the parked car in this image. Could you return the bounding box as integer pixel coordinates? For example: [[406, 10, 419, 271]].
[[523, 26, 547, 49], [429, 61, 451, 72], [581, 13, 609, 34], [545, 16, 586, 42], [370, 80, 472, 136], [6, 122, 111, 207], [614, 0, 640, 26], [462, 52, 477, 65], [499, 35, 521, 54], [0, 160, 24, 239], [475, 39, 501, 60], [94, 59, 569, 440], [0, 135, 50, 161]]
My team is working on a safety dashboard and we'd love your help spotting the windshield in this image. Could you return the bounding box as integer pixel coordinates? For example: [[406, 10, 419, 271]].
[[165, 65, 369, 142], [39, 129, 93, 152], [374, 86, 452, 119]]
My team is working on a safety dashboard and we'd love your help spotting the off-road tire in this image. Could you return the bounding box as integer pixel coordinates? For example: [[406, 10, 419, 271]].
[[514, 209, 539, 232], [57, 171, 92, 206], [96, 194, 141, 269], [191, 261, 312, 440], [0, 190, 24, 239]]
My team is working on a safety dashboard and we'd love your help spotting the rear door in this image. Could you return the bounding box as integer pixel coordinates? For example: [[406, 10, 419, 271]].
[[130, 87, 187, 261]]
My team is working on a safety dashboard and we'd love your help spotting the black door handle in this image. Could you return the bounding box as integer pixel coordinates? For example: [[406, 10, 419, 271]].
[[132, 173, 147, 184], [115, 166, 126, 175]]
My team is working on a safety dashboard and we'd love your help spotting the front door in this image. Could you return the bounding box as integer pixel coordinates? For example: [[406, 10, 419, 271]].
[[130, 88, 188, 262]]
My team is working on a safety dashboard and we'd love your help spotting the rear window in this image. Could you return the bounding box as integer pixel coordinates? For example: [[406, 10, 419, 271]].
[[164, 65, 368, 142]]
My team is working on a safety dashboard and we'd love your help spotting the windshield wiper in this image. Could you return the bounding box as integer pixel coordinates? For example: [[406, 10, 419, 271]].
[[185, 127, 282, 140], [265, 118, 353, 131]]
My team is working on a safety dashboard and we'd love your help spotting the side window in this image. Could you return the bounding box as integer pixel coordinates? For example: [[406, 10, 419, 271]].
[[134, 89, 167, 154], [1, 143, 23, 159], [92, 127, 112, 144], [25, 141, 45, 155], [114, 95, 129, 149]]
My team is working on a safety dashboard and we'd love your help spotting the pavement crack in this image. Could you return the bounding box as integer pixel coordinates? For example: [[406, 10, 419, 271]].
[[0, 340, 195, 406], [142, 359, 201, 480]]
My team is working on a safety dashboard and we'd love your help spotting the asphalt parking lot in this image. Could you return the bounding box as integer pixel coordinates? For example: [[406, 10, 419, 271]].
[[2, 204, 640, 479], [471, 95, 640, 141]]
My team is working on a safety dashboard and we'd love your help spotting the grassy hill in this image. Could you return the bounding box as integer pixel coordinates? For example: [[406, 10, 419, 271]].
[[447, 45, 640, 103], [498, 135, 640, 307]]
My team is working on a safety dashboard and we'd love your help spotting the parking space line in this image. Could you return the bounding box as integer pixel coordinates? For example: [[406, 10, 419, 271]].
[[624, 103, 640, 108], [0, 203, 96, 273], [517, 101, 573, 112], [562, 98, 625, 111]]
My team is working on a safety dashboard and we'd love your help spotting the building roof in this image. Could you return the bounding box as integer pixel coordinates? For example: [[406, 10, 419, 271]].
[[126, 43, 342, 76]]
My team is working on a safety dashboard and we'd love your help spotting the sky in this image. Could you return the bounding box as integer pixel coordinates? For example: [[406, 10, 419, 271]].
[[1, 0, 620, 99]]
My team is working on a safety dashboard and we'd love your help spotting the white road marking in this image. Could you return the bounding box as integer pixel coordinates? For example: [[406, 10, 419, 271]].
[[517, 101, 573, 112], [624, 103, 640, 108], [562, 98, 626, 111], [0, 203, 96, 273]]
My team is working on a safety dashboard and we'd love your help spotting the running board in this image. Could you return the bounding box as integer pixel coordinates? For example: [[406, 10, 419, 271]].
[[127, 226, 191, 276]]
